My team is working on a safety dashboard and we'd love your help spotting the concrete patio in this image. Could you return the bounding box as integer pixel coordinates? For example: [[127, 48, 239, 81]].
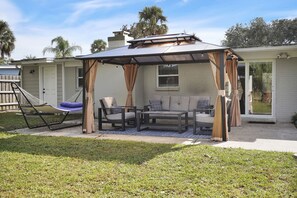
[[11, 121, 297, 153]]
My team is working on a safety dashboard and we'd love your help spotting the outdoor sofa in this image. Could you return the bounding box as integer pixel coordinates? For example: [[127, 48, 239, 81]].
[[145, 95, 212, 119], [145, 95, 231, 134]]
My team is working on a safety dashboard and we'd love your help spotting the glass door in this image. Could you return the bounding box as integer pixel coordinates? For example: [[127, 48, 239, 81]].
[[248, 62, 272, 115]]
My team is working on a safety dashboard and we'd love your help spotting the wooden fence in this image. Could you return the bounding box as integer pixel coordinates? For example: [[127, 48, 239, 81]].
[[0, 75, 21, 111]]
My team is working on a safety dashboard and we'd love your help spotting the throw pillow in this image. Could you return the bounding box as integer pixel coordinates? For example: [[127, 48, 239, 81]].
[[60, 102, 83, 108], [149, 100, 162, 111], [197, 99, 210, 110]]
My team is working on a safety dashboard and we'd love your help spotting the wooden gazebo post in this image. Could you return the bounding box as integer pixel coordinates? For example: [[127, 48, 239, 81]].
[[82, 59, 98, 134]]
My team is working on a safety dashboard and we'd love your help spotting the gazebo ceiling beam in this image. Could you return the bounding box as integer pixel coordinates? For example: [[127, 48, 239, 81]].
[[159, 55, 166, 63], [131, 57, 140, 65], [100, 58, 209, 66], [189, 53, 196, 61]]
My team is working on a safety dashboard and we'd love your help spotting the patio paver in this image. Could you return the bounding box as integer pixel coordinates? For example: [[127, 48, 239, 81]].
[[11, 121, 297, 153]]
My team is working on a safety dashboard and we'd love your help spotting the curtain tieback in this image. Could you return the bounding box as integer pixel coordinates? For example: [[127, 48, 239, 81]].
[[218, 90, 225, 96]]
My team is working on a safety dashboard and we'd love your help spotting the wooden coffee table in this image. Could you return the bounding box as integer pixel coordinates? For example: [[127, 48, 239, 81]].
[[136, 111, 188, 133]]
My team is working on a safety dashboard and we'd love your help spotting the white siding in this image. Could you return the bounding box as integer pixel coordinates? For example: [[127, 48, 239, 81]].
[[276, 57, 297, 122], [142, 63, 217, 105], [22, 65, 39, 97], [64, 67, 78, 100]]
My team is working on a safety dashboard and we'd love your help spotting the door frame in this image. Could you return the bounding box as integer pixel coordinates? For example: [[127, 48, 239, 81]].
[[241, 59, 276, 121], [39, 65, 57, 106]]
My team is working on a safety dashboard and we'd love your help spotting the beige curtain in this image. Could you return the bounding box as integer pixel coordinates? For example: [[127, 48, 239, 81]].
[[123, 64, 138, 106], [83, 59, 98, 134], [208, 52, 228, 141], [226, 54, 241, 127]]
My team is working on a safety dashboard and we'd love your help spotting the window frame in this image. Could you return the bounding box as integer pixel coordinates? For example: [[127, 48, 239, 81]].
[[77, 67, 83, 88], [156, 64, 179, 90]]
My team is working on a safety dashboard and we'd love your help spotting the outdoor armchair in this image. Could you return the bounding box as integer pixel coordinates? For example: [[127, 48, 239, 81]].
[[98, 97, 137, 131], [193, 99, 232, 135]]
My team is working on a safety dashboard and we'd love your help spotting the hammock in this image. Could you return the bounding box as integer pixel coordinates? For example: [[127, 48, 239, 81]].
[[11, 82, 83, 130]]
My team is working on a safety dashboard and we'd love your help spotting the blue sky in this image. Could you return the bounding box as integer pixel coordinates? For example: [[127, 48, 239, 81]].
[[1, 0, 296, 59]]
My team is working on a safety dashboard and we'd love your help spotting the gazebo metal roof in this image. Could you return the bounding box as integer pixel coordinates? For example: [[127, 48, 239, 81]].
[[76, 33, 242, 65]]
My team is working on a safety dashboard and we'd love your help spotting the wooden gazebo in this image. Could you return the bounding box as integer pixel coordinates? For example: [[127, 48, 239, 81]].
[[77, 33, 243, 141]]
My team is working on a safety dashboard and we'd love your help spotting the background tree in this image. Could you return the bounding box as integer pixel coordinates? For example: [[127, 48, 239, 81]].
[[222, 17, 297, 48], [122, 6, 168, 38], [270, 18, 297, 45], [90, 39, 106, 53], [24, 54, 36, 59], [43, 36, 82, 58], [0, 20, 16, 59]]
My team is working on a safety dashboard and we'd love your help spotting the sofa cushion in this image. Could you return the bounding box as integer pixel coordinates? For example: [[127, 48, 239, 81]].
[[170, 96, 190, 111], [152, 95, 170, 110], [149, 100, 162, 111], [106, 112, 135, 121], [196, 113, 214, 124]]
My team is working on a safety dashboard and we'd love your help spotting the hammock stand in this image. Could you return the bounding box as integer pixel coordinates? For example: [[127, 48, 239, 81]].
[[11, 82, 83, 130]]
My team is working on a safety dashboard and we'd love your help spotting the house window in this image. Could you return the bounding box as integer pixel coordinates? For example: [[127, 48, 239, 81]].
[[157, 64, 179, 88], [77, 67, 83, 88]]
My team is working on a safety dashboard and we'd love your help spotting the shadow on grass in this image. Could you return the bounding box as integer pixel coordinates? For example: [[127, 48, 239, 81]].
[[0, 133, 184, 164]]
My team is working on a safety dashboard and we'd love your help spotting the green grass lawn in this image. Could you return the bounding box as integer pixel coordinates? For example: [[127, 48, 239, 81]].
[[0, 112, 82, 131], [0, 132, 296, 197], [252, 100, 272, 115]]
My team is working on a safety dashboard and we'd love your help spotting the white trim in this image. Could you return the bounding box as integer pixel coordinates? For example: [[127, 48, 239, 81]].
[[62, 63, 65, 102], [235, 45, 297, 53], [39, 65, 43, 100], [156, 64, 179, 89], [243, 59, 275, 120], [39, 65, 57, 106], [76, 67, 83, 89]]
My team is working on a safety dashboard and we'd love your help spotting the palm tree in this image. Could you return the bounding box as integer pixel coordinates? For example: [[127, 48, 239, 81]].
[[90, 39, 107, 53], [0, 20, 16, 59], [137, 6, 168, 37], [25, 54, 36, 59], [43, 36, 82, 58]]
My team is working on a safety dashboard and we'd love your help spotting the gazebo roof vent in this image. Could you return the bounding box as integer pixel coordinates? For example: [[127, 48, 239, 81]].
[[128, 33, 202, 48]]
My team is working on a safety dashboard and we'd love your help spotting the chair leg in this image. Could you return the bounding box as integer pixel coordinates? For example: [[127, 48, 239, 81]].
[[121, 109, 125, 131], [98, 108, 103, 130], [193, 110, 197, 135]]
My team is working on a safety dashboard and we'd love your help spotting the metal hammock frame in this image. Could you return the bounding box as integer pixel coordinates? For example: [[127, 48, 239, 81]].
[[11, 82, 83, 130]]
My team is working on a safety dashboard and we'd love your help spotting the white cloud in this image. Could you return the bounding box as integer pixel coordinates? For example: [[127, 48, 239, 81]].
[[11, 13, 138, 59], [65, 0, 125, 24], [167, 17, 227, 45]]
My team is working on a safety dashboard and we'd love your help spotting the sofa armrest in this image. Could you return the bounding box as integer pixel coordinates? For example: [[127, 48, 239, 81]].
[[144, 105, 151, 111], [195, 105, 214, 114]]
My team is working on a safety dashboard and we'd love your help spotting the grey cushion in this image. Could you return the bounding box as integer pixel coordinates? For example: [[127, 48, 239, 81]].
[[106, 112, 135, 121], [149, 100, 162, 111]]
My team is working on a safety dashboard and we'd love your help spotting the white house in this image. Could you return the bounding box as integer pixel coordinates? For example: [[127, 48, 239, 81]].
[[13, 31, 297, 123]]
